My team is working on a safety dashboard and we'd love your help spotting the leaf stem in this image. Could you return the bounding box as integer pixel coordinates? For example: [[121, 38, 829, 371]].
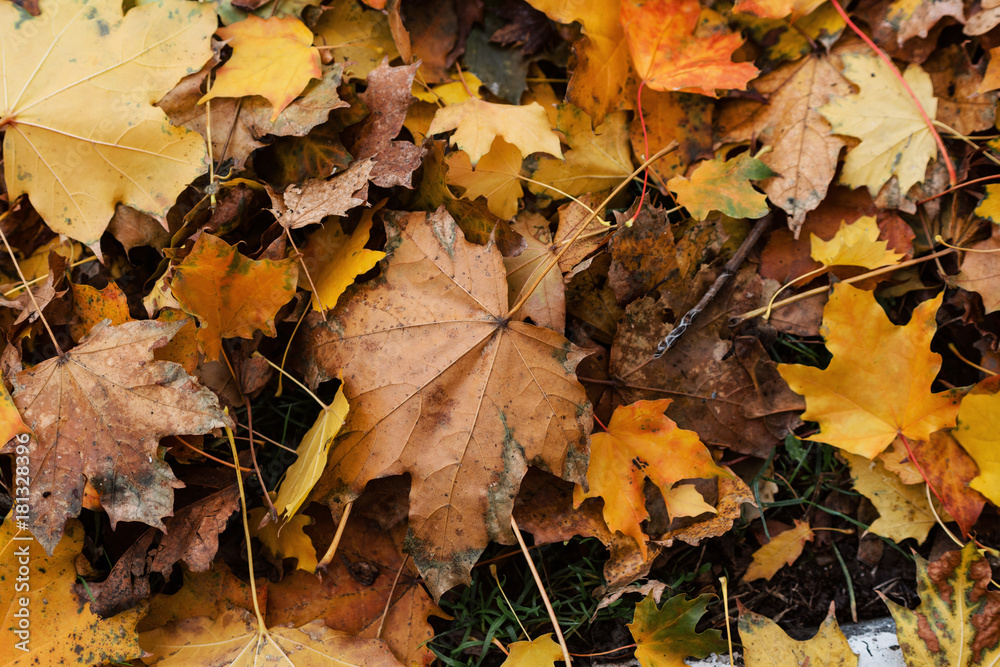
[[828, 0, 956, 186], [225, 422, 267, 628], [0, 211, 63, 355], [510, 515, 571, 665], [316, 501, 353, 571], [734, 248, 955, 321]]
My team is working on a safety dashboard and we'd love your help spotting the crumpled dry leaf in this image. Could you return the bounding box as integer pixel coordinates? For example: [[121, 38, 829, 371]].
[[5, 319, 233, 553], [269, 159, 375, 229], [503, 212, 565, 333], [300, 207, 591, 597]]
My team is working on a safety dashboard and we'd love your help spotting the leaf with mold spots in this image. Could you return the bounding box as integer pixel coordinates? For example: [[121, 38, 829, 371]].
[[300, 207, 592, 598]]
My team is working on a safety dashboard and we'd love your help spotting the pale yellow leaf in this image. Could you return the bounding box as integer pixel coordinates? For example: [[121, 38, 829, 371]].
[[427, 99, 562, 165], [810, 216, 904, 269]]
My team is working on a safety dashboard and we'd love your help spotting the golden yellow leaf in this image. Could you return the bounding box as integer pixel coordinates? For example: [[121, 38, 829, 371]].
[[951, 390, 1000, 507], [427, 99, 562, 165], [531, 109, 634, 198], [249, 508, 318, 572], [740, 603, 858, 666], [523, 0, 637, 125], [0, 520, 146, 666], [501, 634, 563, 667], [447, 139, 524, 220], [810, 216, 905, 269], [662, 484, 717, 520], [413, 73, 484, 105], [844, 452, 943, 544], [301, 213, 386, 312], [778, 284, 961, 458], [743, 520, 814, 582], [200, 15, 321, 121], [0, 0, 215, 249], [273, 383, 350, 521], [819, 53, 938, 196]]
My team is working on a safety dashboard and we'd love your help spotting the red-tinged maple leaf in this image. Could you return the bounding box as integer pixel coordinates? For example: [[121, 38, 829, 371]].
[[170, 233, 298, 362], [574, 399, 728, 557], [2, 319, 233, 554], [883, 542, 1000, 666], [620, 0, 759, 96], [778, 284, 962, 459]]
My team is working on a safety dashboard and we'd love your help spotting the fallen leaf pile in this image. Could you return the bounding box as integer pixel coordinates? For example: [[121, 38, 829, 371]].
[[1, 0, 999, 664]]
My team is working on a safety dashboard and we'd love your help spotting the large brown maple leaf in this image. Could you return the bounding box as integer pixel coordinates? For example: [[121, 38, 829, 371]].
[[302, 207, 592, 597], [6, 319, 233, 553]]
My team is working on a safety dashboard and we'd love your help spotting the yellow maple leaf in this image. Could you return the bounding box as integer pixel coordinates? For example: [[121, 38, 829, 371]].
[[0, 520, 146, 665], [531, 108, 634, 198], [200, 15, 321, 121], [951, 391, 1000, 507], [523, 0, 637, 125], [844, 452, 944, 544], [778, 284, 961, 458], [574, 399, 729, 558], [810, 216, 904, 269], [819, 53, 938, 196], [500, 634, 563, 667], [743, 520, 815, 582], [427, 99, 563, 166], [0, 0, 215, 250], [740, 604, 858, 666], [300, 213, 386, 312], [249, 508, 318, 572], [447, 138, 524, 220], [414, 72, 484, 105]]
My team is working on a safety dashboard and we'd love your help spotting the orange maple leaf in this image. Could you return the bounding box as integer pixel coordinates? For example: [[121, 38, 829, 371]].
[[574, 399, 729, 557], [778, 284, 961, 458], [170, 233, 298, 362], [620, 0, 759, 96]]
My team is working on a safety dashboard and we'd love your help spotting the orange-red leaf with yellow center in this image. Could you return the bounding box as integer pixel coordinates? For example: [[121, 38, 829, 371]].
[[574, 399, 728, 557], [778, 284, 961, 459], [620, 0, 759, 96], [171, 233, 298, 362]]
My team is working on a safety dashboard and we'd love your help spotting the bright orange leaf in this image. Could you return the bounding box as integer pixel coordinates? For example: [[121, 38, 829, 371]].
[[778, 284, 962, 458], [70, 281, 132, 341], [200, 15, 321, 121], [574, 399, 729, 557], [170, 233, 298, 362], [620, 0, 759, 96]]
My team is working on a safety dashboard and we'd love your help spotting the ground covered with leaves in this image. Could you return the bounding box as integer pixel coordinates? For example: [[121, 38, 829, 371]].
[[0, 0, 999, 665]]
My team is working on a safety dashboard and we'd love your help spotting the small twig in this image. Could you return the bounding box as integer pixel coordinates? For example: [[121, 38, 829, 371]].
[[317, 501, 353, 571], [653, 213, 772, 357], [734, 248, 955, 321], [720, 576, 734, 667], [510, 515, 571, 665], [0, 213, 63, 355], [376, 555, 408, 638]]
